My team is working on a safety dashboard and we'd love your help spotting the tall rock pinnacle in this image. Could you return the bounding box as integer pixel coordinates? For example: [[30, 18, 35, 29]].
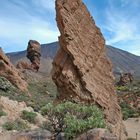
[[52, 0, 125, 138], [26, 40, 41, 72]]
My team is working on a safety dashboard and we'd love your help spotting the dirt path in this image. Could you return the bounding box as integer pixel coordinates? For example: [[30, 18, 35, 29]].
[[124, 117, 140, 140]]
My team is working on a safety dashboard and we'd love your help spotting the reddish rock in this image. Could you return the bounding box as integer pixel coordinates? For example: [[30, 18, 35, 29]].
[[52, 0, 125, 139], [26, 40, 41, 72], [0, 48, 27, 91], [16, 60, 32, 71]]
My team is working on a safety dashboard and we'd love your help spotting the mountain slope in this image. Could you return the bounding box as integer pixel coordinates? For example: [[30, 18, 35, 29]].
[[7, 42, 140, 78]]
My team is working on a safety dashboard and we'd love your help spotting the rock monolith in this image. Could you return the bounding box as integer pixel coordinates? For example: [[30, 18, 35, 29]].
[[26, 40, 41, 72], [52, 0, 125, 138]]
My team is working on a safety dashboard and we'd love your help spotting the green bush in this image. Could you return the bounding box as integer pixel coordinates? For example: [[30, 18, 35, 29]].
[[2, 120, 29, 131], [116, 86, 129, 91], [120, 102, 140, 120], [21, 110, 37, 124], [42, 101, 106, 139], [0, 108, 6, 117], [41, 105, 49, 116]]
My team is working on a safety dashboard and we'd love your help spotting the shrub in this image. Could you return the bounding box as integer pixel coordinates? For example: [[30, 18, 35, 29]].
[[2, 120, 29, 131], [120, 102, 140, 120], [116, 86, 129, 91], [0, 108, 6, 117], [41, 105, 49, 116], [21, 110, 37, 124], [42, 101, 106, 139]]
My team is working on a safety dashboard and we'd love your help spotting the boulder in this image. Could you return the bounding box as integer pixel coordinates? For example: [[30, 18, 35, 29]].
[[76, 129, 117, 140], [26, 40, 41, 72], [52, 0, 125, 139], [0, 48, 27, 91]]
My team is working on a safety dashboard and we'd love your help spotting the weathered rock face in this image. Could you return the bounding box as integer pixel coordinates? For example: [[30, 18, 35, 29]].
[[26, 40, 41, 72], [52, 0, 125, 139], [0, 48, 27, 91]]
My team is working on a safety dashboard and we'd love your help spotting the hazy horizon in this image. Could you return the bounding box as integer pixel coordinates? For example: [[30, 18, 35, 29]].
[[0, 0, 140, 55]]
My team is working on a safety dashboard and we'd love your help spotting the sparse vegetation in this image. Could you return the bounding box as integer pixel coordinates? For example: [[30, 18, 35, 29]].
[[0, 76, 15, 92], [41, 101, 106, 139], [0, 80, 57, 112], [21, 110, 37, 124], [0, 107, 6, 117], [2, 120, 29, 131], [116, 85, 130, 91], [120, 100, 140, 120]]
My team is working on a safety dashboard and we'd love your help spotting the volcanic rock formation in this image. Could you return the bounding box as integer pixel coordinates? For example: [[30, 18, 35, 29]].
[[0, 48, 27, 91], [26, 40, 41, 72], [52, 0, 125, 138], [117, 73, 133, 86]]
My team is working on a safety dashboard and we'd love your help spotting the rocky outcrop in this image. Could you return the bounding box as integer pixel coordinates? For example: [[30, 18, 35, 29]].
[[16, 60, 32, 71], [52, 0, 125, 139], [0, 48, 27, 91], [26, 40, 41, 72], [117, 73, 133, 86], [0, 96, 46, 127]]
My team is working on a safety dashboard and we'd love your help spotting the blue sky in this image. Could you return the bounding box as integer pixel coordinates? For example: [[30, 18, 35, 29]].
[[0, 0, 140, 56]]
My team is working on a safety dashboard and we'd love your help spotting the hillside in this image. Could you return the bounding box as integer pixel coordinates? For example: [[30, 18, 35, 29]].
[[7, 42, 140, 78]]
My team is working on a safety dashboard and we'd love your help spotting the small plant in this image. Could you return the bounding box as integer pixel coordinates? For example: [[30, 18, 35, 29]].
[[42, 101, 106, 139], [41, 105, 49, 116], [21, 110, 37, 124], [2, 120, 29, 131], [116, 86, 129, 91], [0, 108, 6, 117], [120, 102, 140, 120]]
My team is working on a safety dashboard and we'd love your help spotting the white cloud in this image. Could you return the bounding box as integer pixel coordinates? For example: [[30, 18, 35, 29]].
[[0, 17, 59, 49], [32, 0, 55, 11], [104, 0, 140, 56], [0, 0, 59, 52]]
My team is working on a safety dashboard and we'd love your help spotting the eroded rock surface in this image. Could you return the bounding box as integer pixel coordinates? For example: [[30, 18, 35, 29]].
[[52, 0, 125, 138], [26, 40, 41, 72], [0, 48, 27, 91]]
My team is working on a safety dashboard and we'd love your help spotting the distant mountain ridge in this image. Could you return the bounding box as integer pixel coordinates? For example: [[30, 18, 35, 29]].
[[7, 42, 140, 78]]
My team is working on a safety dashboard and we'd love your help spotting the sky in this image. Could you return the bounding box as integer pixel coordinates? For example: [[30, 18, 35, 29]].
[[0, 0, 140, 56]]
